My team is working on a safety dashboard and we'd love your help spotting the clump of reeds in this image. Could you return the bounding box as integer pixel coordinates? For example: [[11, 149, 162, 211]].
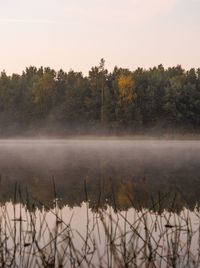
[[0, 182, 200, 267]]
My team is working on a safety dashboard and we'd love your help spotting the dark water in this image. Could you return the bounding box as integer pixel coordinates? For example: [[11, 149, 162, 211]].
[[0, 139, 200, 211]]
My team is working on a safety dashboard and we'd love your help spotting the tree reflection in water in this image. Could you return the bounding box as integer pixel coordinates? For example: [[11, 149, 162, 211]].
[[0, 140, 200, 266]]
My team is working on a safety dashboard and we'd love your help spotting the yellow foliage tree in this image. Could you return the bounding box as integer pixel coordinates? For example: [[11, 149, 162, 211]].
[[118, 74, 136, 104]]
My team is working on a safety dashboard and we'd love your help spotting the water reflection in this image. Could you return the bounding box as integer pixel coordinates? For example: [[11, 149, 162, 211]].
[[0, 139, 200, 211]]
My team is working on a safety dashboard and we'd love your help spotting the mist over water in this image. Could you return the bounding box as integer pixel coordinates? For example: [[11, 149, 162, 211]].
[[0, 139, 199, 210], [1, 139, 200, 267]]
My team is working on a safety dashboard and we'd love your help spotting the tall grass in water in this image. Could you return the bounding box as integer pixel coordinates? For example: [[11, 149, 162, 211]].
[[0, 183, 200, 267]]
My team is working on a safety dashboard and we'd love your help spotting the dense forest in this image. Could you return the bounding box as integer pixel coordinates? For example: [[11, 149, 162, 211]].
[[1, 59, 200, 136]]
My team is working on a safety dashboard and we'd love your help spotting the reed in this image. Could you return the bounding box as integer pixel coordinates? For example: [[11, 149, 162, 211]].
[[0, 183, 199, 267]]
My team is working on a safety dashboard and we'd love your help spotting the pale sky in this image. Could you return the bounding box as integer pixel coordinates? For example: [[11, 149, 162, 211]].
[[0, 0, 200, 75]]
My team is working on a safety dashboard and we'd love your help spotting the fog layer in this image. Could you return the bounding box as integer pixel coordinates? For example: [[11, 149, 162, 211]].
[[0, 140, 199, 210]]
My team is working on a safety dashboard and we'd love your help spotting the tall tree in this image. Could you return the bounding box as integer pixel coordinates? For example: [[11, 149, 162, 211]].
[[32, 73, 58, 119], [116, 73, 137, 124], [86, 59, 107, 123]]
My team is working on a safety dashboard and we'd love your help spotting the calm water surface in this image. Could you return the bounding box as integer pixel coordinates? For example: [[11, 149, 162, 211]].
[[0, 139, 200, 267], [0, 139, 199, 210]]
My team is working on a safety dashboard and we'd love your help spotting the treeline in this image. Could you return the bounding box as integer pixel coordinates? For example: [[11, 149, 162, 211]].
[[0, 59, 200, 135]]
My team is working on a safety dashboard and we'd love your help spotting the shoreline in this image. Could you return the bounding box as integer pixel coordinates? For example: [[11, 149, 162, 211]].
[[0, 134, 200, 141]]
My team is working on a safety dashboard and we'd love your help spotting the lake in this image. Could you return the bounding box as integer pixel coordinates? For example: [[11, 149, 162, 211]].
[[0, 139, 200, 267]]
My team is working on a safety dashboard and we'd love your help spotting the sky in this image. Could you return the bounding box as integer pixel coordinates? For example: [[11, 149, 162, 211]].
[[0, 0, 200, 75]]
